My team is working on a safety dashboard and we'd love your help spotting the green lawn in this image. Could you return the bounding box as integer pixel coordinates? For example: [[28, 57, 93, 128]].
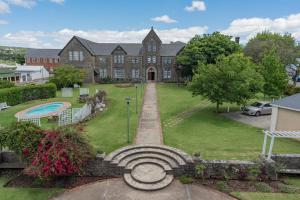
[[231, 192, 300, 200], [0, 83, 144, 153], [0, 178, 61, 200], [157, 83, 300, 160]]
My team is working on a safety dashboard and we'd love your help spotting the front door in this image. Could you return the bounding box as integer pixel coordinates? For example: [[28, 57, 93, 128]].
[[148, 71, 155, 81], [147, 67, 156, 81]]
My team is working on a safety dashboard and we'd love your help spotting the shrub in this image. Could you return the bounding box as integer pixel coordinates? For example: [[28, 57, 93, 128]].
[[254, 182, 273, 193], [195, 163, 206, 181], [284, 85, 300, 96], [25, 127, 94, 179], [0, 80, 14, 89], [277, 183, 300, 194], [0, 83, 56, 106], [50, 65, 85, 89], [216, 181, 230, 193], [0, 122, 43, 161], [179, 176, 194, 184]]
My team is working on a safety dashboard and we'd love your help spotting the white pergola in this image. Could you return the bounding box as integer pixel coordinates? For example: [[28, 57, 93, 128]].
[[262, 130, 300, 159]]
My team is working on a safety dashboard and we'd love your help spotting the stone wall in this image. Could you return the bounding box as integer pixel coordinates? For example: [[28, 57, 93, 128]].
[[271, 154, 300, 169]]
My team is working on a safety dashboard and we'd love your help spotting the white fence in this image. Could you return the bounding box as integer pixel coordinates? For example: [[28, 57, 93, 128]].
[[58, 104, 92, 127], [62, 88, 73, 98], [17, 116, 41, 127]]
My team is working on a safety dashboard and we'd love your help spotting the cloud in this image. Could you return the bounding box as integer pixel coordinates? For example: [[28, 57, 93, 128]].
[[49, 0, 64, 4], [185, 1, 206, 12], [0, 0, 64, 14], [0, 26, 208, 48], [5, 0, 36, 8], [0, 19, 8, 24], [222, 13, 300, 44], [0, 1, 10, 14], [151, 15, 177, 24]]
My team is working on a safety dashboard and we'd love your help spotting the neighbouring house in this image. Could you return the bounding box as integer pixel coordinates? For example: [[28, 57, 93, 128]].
[[58, 27, 186, 83], [15, 65, 49, 83], [25, 48, 60, 72], [270, 93, 300, 131], [0, 68, 20, 83]]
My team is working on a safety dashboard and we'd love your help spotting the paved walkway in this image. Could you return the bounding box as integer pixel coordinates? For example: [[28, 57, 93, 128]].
[[52, 179, 236, 200], [135, 83, 163, 145]]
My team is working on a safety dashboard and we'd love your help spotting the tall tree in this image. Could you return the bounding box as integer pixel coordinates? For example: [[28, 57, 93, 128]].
[[260, 50, 289, 98], [189, 53, 263, 112], [244, 31, 300, 66], [177, 32, 241, 77], [50, 65, 86, 89]]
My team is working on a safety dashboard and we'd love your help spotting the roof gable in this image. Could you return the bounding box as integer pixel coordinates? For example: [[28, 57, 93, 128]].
[[58, 36, 95, 56], [142, 27, 162, 45]]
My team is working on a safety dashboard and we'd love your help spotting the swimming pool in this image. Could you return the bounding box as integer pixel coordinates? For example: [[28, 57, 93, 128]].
[[16, 102, 71, 118]]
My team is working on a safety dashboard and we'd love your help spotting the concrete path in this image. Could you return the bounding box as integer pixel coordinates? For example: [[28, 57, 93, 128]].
[[52, 179, 236, 200], [135, 83, 163, 145]]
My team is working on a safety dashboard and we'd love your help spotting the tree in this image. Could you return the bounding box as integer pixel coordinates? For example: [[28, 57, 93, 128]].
[[50, 65, 85, 89], [244, 31, 300, 66], [260, 50, 289, 98], [177, 32, 241, 77], [189, 53, 263, 112]]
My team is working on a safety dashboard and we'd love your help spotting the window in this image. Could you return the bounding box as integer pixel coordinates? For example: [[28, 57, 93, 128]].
[[148, 44, 152, 52], [152, 56, 156, 64], [147, 56, 151, 64], [99, 68, 107, 78], [114, 69, 125, 79], [114, 55, 125, 64], [69, 51, 84, 61], [163, 57, 172, 64], [163, 68, 171, 79], [132, 57, 139, 64], [69, 51, 73, 61], [152, 44, 156, 52], [99, 56, 107, 64], [132, 69, 140, 79]]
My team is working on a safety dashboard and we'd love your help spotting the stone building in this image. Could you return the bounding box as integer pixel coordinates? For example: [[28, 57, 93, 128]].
[[58, 28, 185, 83]]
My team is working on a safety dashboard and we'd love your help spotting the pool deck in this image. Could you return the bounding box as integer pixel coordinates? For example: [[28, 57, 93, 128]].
[[15, 102, 71, 119]]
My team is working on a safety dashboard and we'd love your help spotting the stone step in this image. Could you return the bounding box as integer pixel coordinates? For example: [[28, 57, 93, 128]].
[[124, 158, 173, 174], [111, 148, 186, 166], [105, 145, 193, 164], [119, 153, 179, 169], [123, 172, 174, 191]]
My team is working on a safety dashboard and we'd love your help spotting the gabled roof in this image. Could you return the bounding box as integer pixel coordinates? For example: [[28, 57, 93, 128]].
[[26, 48, 60, 58], [161, 42, 186, 56], [272, 93, 300, 111]]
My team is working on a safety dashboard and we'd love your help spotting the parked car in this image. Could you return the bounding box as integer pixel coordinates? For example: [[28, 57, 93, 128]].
[[241, 102, 272, 116], [296, 75, 300, 82]]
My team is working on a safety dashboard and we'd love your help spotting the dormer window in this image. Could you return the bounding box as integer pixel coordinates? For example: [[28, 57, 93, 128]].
[[147, 41, 157, 52]]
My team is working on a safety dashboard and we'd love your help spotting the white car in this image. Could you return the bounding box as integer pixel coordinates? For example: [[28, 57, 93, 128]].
[[242, 102, 272, 116]]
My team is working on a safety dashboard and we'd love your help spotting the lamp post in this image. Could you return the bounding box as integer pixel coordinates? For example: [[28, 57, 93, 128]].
[[125, 97, 131, 143], [135, 84, 138, 114]]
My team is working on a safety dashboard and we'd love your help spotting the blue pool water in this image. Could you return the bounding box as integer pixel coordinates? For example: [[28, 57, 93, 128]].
[[26, 103, 64, 117]]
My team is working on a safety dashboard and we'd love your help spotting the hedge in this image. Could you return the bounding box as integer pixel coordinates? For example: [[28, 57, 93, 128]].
[[0, 83, 57, 106]]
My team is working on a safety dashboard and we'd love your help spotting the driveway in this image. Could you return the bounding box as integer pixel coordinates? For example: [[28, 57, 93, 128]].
[[52, 179, 236, 200], [221, 111, 270, 129]]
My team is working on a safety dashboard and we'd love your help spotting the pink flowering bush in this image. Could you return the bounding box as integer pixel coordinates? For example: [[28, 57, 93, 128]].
[[25, 127, 93, 179]]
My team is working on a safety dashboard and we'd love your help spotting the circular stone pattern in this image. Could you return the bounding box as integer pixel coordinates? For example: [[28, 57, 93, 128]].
[[131, 163, 166, 184]]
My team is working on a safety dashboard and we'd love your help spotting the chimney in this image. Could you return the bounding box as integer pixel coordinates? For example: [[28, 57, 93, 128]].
[[235, 37, 240, 44]]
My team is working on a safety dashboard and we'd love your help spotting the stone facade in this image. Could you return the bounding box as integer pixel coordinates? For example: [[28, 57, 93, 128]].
[[58, 28, 185, 83]]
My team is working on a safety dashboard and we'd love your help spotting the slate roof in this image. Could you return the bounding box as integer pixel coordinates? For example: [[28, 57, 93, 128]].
[[26, 48, 60, 58], [74, 36, 184, 56], [272, 93, 300, 111]]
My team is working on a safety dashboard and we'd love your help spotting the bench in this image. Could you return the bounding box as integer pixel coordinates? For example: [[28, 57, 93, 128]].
[[0, 102, 10, 111]]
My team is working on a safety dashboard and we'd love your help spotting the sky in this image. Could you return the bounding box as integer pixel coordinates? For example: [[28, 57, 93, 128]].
[[0, 0, 300, 48]]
